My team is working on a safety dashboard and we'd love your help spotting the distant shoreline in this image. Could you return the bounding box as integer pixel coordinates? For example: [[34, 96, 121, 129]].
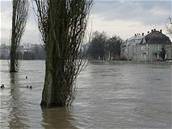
[[88, 60, 172, 64], [1, 59, 172, 65], [0, 59, 45, 61]]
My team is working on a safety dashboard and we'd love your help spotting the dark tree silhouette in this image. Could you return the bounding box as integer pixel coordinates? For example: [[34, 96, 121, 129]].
[[10, 0, 29, 72], [87, 32, 123, 60], [87, 32, 107, 60], [34, 0, 93, 107], [106, 36, 123, 60]]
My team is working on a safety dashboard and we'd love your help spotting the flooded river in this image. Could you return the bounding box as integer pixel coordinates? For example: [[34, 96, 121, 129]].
[[0, 60, 172, 129]]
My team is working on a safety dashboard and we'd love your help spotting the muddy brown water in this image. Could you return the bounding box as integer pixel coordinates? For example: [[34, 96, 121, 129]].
[[0, 60, 172, 129]]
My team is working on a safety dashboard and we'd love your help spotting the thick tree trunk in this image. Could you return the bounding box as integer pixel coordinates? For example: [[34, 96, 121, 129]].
[[40, 1, 67, 107], [10, 51, 17, 72], [41, 34, 68, 107], [41, 54, 67, 107], [10, 31, 18, 72], [41, 59, 53, 107]]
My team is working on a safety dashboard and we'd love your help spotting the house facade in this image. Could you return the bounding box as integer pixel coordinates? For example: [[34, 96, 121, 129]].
[[121, 29, 172, 61]]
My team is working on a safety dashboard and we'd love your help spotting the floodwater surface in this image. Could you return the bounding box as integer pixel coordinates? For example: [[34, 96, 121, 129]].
[[0, 60, 172, 129]]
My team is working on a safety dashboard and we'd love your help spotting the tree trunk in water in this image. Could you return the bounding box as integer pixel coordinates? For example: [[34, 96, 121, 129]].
[[10, 49, 17, 72], [41, 33, 68, 107], [10, 0, 17, 72], [41, 53, 67, 107], [34, 0, 92, 108], [10, 43, 17, 72]]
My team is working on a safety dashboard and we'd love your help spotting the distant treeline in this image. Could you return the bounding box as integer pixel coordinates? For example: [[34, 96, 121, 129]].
[[0, 44, 45, 60], [1, 32, 124, 60], [82, 31, 124, 60]]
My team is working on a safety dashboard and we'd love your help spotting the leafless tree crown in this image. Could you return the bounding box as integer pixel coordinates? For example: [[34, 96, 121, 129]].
[[10, 0, 29, 72]]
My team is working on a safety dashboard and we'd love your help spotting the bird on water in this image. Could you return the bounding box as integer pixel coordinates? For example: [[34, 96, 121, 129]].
[[1, 84, 5, 89]]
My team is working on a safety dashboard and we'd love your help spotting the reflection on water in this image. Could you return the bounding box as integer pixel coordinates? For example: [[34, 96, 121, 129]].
[[8, 73, 29, 129], [0, 60, 172, 129], [41, 108, 78, 129]]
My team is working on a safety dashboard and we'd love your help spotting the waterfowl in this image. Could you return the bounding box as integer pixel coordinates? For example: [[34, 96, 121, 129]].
[[1, 84, 5, 89], [26, 76, 28, 79], [29, 86, 32, 89], [26, 85, 29, 88]]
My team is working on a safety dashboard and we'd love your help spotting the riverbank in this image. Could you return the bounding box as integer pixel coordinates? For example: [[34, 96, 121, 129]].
[[88, 59, 172, 65]]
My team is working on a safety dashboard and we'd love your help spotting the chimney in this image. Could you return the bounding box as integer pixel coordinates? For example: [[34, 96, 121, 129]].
[[160, 29, 162, 33], [142, 33, 144, 36]]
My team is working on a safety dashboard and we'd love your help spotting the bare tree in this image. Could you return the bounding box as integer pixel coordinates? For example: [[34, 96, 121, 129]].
[[10, 0, 29, 72], [34, 0, 92, 107]]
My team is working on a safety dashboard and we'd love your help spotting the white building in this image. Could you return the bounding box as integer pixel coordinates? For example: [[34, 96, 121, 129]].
[[121, 29, 172, 62]]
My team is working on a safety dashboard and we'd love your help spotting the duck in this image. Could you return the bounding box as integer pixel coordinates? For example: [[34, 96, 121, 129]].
[[26, 85, 29, 88], [1, 84, 5, 89], [26, 76, 28, 79], [29, 86, 32, 89]]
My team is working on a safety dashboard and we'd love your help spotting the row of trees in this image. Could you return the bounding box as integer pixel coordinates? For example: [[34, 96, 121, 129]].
[[9, 0, 92, 108], [86, 32, 123, 60]]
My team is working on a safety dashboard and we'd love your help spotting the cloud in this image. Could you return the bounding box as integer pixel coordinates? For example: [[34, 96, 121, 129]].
[[88, 14, 168, 40], [86, 0, 172, 39], [0, 0, 42, 44], [92, 0, 172, 25], [0, 0, 171, 43]]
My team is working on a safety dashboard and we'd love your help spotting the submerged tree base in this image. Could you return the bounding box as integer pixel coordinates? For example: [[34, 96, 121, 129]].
[[10, 58, 18, 73], [10, 70, 17, 73], [10, 68, 18, 73], [10, 68, 17, 73], [41, 101, 65, 108]]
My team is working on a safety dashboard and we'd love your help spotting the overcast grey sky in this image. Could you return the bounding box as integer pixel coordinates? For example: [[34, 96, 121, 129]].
[[0, 0, 172, 45]]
